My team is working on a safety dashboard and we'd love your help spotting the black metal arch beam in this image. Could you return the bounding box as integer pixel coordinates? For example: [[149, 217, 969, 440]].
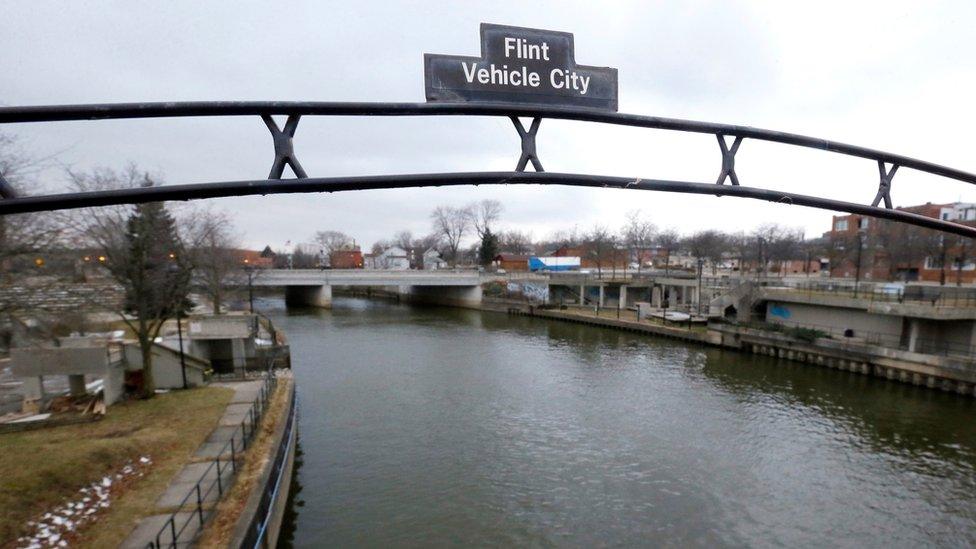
[[2, 101, 975, 185], [1, 171, 974, 238]]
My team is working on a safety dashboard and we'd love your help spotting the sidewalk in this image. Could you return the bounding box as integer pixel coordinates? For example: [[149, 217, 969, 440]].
[[121, 380, 263, 548]]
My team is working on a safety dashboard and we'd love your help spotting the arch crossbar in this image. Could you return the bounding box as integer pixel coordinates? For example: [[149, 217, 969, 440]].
[[0, 101, 974, 237]]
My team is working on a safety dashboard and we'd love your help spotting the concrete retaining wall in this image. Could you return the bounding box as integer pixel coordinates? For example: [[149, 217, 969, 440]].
[[230, 381, 297, 549]]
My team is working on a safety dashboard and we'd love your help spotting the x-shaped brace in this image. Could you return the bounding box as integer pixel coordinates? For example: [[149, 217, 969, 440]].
[[0, 171, 16, 199], [511, 117, 544, 172], [716, 134, 743, 185], [262, 114, 308, 180], [871, 161, 898, 209]]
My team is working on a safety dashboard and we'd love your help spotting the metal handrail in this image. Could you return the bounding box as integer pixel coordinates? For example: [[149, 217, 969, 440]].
[[146, 371, 279, 548], [2, 101, 974, 185], [240, 389, 298, 548]]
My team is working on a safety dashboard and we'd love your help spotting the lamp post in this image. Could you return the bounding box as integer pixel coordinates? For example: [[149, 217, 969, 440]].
[[697, 257, 704, 317], [176, 309, 187, 389], [853, 229, 865, 298], [244, 265, 255, 313], [167, 261, 188, 389]]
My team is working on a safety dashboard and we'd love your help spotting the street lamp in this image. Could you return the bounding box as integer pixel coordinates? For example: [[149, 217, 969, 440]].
[[167, 261, 188, 389], [244, 265, 255, 313]]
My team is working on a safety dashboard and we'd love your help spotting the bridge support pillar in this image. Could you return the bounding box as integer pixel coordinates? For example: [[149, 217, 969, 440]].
[[598, 286, 605, 307], [285, 285, 332, 309], [619, 286, 628, 308]]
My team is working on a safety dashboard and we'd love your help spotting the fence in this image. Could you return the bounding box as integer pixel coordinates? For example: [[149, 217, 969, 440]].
[[760, 281, 976, 308], [239, 389, 298, 548], [146, 371, 280, 548]]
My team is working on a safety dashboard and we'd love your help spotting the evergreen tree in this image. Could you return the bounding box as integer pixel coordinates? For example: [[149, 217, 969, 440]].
[[479, 228, 499, 267], [117, 202, 193, 397]]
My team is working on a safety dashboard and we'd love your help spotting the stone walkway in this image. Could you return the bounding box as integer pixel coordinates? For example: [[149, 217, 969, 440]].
[[121, 380, 263, 548]]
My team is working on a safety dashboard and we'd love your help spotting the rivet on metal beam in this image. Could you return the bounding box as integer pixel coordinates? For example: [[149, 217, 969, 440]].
[[0, 171, 16, 199], [871, 161, 898, 209], [716, 134, 743, 185], [511, 117, 544, 172], [262, 114, 307, 180]]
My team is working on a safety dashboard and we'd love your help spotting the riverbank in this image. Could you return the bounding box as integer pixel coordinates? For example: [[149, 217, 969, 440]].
[[0, 386, 233, 547], [504, 303, 976, 397], [119, 373, 288, 548]]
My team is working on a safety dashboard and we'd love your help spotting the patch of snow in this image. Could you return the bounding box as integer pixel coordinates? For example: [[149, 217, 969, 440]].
[[19, 455, 153, 547]]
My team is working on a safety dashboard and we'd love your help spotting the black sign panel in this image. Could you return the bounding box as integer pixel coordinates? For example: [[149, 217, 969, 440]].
[[425, 23, 618, 111]]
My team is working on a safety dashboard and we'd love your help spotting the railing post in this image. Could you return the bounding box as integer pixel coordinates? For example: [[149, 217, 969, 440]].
[[169, 517, 177, 548], [196, 484, 204, 526], [231, 437, 237, 472], [216, 459, 223, 495]]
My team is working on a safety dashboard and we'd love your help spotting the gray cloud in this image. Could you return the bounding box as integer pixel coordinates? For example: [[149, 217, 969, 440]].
[[1, 0, 974, 250]]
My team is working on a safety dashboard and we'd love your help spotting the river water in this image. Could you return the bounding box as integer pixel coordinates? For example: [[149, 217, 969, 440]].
[[268, 297, 976, 547]]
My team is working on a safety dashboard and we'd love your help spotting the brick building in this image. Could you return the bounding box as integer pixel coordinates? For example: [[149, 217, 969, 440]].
[[827, 202, 976, 283]]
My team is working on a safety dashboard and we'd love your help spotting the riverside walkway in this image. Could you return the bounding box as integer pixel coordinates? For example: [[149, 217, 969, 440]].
[[121, 379, 265, 548]]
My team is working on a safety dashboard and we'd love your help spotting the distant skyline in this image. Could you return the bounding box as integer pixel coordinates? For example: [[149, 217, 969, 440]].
[[2, 1, 975, 250]]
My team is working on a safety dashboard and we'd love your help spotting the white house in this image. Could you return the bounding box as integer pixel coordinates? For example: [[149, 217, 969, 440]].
[[373, 246, 410, 270], [423, 248, 447, 270]]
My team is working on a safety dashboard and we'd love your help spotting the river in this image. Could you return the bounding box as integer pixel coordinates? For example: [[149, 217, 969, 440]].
[[266, 296, 976, 547]]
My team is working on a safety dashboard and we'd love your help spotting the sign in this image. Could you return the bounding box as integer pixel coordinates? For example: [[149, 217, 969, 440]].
[[424, 23, 618, 111]]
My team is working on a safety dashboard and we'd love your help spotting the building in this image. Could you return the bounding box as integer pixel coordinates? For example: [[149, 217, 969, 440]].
[[554, 245, 628, 270], [330, 247, 364, 269], [422, 248, 447, 270], [235, 249, 273, 269], [493, 253, 530, 271], [366, 246, 410, 270], [828, 201, 976, 283]]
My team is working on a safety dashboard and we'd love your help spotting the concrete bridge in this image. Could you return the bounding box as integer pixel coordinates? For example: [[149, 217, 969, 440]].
[[246, 269, 484, 308], [242, 268, 710, 311]]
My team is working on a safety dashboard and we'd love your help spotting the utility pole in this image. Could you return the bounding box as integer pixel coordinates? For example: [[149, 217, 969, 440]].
[[854, 230, 865, 298], [697, 257, 704, 317]]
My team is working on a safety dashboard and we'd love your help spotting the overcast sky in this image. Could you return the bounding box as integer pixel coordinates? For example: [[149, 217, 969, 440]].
[[2, 1, 975, 250]]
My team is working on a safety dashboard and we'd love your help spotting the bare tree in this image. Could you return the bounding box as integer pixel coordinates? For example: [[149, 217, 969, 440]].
[[430, 205, 471, 266], [499, 229, 533, 255], [0, 134, 62, 285], [623, 210, 656, 276], [312, 230, 354, 264], [66, 167, 192, 398], [656, 228, 680, 277], [874, 220, 935, 281], [754, 224, 804, 276], [184, 208, 241, 314], [685, 230, 726, 274], [468, 199, 503, 240], [585, 224, 615, 277]]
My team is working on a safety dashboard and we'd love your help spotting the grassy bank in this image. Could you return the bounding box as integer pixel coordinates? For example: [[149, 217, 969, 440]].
[[0, 386, 233, 546]]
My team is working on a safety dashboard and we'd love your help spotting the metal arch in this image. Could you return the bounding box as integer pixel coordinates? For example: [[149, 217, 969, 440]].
[[0, 171, 16, 199], [1, 171, 975, 238], [0, 100, 975, 237], [2, 101, 974, 185]]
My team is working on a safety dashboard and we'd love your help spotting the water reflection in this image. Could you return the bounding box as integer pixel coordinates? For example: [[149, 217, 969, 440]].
[[275, 297, 976, 547]]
